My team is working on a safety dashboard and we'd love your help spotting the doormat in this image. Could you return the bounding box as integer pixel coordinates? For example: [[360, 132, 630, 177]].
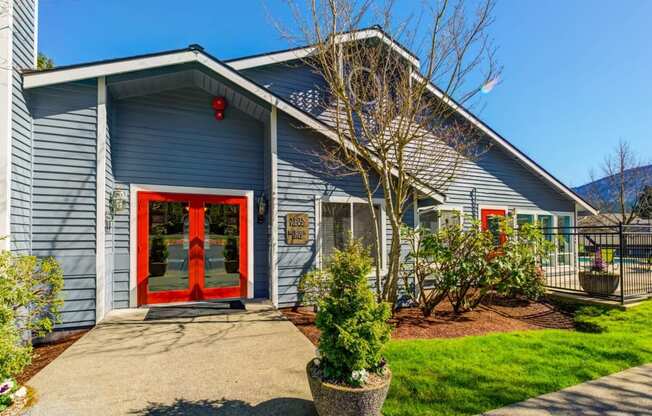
[[144, 300, 246, 320]]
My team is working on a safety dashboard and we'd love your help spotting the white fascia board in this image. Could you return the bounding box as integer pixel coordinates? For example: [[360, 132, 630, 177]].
[[227, 28, 420, 70], [23, 50, 198, 89], [414, 73, 597, 215], [332, 29, 420, 68], [228, 47, 316, 70]]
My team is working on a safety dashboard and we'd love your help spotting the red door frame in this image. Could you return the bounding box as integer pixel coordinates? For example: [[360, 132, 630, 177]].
[[137, 192, 248, 306], [481, 208, 507, 244]]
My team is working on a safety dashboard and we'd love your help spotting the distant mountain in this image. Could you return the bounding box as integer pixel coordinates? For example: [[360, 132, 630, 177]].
[[574, 164, 652, 211]]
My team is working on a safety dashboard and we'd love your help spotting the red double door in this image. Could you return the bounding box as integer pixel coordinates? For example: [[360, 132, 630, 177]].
[[137, 192, 248, 305]]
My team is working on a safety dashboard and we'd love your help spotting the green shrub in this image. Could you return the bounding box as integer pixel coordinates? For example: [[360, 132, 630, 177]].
[[493, 221, 553, 300], [0, 249, 63, 381], [402, 218, 554, 315], [315, 239, 391, 386]]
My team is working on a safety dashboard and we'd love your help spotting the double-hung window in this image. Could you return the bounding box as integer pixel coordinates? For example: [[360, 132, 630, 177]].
[[418, 206, 463, 233], [320, 199, 384, 270]]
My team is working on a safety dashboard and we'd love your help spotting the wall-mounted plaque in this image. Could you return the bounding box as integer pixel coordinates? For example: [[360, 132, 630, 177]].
[[286, 213, 309, 245]]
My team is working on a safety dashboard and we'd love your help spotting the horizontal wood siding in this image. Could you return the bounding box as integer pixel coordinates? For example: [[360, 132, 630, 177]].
[[30, 82, 98, 328], [276, 113, 395, 306], [111, 87, 269, 302], [112, 182, 130, 308], [10, 0, 36, 253], [436, 140, 574, 215]]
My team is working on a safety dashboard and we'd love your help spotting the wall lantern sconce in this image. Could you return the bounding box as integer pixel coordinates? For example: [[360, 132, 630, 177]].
[[106, 189, 127, 230], [212, 96, 228, 121], [256, 193, 267, 224]]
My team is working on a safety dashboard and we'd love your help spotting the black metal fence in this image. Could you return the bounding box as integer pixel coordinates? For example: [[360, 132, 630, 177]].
[[542, 224, 652, 304]]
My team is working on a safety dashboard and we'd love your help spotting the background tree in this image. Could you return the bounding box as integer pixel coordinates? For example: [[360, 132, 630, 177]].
[[585, 140, 651, 225], [635, 186, 652, 219], [276, 0, 500, 304], [37, 52, 54, 70]]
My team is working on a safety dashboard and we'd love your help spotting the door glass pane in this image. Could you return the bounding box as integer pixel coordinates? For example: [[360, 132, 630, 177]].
[[148, 201, 189, 292], [322, 203, 351, 262], [204, 203, 241, 289], [485, 213, 504, 245], [353, 203, 381, 265]]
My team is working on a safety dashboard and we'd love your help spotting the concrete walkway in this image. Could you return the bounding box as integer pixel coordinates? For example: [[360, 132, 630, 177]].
[[484, 364, 652, 415], [25, 302, 317, 416]]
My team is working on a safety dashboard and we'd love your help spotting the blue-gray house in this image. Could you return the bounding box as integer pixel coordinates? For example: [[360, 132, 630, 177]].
[[0, 0, 596, 329]]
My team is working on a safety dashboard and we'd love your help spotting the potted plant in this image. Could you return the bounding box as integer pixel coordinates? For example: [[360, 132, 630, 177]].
[[149, 233, 168, 277], [223, 236, 239, 273], [579, 249, 620, 295], [306, 240, 392, 416]]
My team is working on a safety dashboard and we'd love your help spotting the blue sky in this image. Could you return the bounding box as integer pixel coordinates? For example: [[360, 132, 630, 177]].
[[38, 0, 652, 186]]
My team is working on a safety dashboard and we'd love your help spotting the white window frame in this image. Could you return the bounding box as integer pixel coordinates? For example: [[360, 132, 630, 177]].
[[513, 208, 575, 268], [316, 196, 387, 273], [417, 204, 465, 231]]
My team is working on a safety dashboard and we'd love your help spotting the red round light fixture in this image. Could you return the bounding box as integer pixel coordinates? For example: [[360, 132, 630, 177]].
[[212, 96, 228, 121]]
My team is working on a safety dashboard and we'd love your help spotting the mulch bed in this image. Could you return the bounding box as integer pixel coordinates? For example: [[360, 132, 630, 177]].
[[16, 330, 88, 385], [281, 296, 575, 346]]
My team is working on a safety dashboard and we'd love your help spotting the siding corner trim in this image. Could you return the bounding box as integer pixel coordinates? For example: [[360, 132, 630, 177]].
[[0, 6, 13, 250]]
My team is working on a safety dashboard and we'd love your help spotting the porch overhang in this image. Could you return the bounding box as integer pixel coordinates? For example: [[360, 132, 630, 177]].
[[22, 46, 446, 203]]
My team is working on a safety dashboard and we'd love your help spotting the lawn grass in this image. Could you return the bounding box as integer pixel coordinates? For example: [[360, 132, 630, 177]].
[[382, 300, 652, 416]]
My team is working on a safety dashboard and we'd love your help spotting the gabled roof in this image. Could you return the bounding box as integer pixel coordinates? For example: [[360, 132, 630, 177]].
[[22, 33, 597, 214], [21, 44, 445, 202], [226, 26, 420, 70], [224, 30, 596, 214]]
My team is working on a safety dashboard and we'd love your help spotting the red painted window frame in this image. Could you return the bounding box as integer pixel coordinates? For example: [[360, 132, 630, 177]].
[[137, 192, 248, 306]]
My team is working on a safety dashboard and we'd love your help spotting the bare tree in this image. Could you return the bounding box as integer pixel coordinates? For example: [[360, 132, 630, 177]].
[[274, 0, 499, 305], [586, 140, 651, 225]]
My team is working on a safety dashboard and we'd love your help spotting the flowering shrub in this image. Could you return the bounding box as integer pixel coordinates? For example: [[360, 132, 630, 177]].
[[298, 268, 332, 307], [590, 249, 607, 273], [314, 239, 391, 386]]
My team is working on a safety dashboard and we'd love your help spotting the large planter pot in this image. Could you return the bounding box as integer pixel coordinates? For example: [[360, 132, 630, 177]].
[[578, 271, 619, 296], [148, 262, 167, 277], [306, 361, 391, 416], [225, 260, 239, 274]]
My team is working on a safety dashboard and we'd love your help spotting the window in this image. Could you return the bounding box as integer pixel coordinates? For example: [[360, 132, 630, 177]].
[[321, 200, 383, 268], [516, 213, 535, 227], [418, 207, 463, 233], [514, 210, 574, 266], [557, 215, 573, 266]]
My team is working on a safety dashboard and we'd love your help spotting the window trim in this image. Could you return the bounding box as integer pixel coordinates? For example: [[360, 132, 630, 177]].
[[316, 196, 387, 273], [417, 204, 464, 232]]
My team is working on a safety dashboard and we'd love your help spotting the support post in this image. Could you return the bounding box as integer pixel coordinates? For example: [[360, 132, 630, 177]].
[[268, 106, 279, 307], [619, 222, 625, 305], [96, 76, 107, 322]]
